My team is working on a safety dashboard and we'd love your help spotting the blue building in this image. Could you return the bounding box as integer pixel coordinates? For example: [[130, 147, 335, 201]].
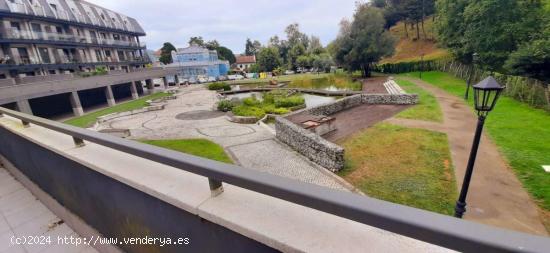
[[169, 44, 229, 79]]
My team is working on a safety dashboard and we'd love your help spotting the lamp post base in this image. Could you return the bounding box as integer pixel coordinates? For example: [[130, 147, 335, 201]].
[[454, 201, 466, 218]]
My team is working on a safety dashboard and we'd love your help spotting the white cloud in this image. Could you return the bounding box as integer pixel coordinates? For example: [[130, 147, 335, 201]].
[[85, 0, 356, 53]]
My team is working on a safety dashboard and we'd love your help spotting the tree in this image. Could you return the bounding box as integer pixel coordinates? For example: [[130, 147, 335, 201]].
[[288, 43, 306, 70], [159, 42, 176, 65], [205, 40, 220, 50], [435, 0, 542, 70], [331, 5, 396, 77], [296, 55, 312, 69], [256, 47, 282, 72], [245, 39, 261, 56], [216, 46, 236, 64], [189, 36, 205, 46], [308, 36, 325, 55], [285, 23, 310, 49]]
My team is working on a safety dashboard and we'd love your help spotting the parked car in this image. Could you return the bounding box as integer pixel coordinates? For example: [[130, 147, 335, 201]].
[[284, 70, 295, 75], [188, 77, 198, 84], [217, 76, 228, 81], [227, 74, 245, 80], [207, 76, 216, 82], [197, 76, 208, 83]]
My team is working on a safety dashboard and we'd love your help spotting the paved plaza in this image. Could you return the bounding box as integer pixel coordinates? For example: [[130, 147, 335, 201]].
[[96, 85, 353, 191]]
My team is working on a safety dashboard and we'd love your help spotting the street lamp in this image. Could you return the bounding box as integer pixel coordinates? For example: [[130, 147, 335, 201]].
[[465, 53, 478, 100], [454, 76, 505, 218]]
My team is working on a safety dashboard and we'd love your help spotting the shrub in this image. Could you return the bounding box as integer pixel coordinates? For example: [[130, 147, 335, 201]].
[[242, 96, 261, 106], [274, 95, 305, 108], [217, 100, 235, 112], [232, 105, 266, 119], [264, 105, 290, 115], [208, 82, 231, 91]]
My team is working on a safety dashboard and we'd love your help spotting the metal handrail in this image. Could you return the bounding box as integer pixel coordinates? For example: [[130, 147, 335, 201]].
[[0, 107, 548, 252]]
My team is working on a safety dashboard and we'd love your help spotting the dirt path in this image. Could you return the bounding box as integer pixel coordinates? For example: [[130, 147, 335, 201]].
[[386, 77, 548, 236]]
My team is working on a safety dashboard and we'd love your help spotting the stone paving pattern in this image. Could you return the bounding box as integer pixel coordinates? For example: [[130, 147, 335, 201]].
[[0, 167, 98, 253], [97, 85, 352, 191]]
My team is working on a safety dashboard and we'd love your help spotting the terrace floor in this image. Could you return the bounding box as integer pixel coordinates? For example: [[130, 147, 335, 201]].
[[0, 166, 98, 253]]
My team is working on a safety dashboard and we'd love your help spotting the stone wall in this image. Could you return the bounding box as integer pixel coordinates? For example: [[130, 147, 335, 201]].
[[275, 117, 344, 172], [275, 93, 418, 172]]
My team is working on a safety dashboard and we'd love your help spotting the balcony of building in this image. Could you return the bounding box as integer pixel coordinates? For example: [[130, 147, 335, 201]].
[[0, 28, 145, 49]]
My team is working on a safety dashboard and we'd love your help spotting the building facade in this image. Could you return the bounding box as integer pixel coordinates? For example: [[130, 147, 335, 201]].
[[234, 54, 255, 71], [169, 44, 229, 79], [0, 0, 149, 79]]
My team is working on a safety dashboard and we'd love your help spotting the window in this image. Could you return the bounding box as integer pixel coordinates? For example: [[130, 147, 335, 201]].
[[38, 48, 50, 63], [49, 3, 57, 11]]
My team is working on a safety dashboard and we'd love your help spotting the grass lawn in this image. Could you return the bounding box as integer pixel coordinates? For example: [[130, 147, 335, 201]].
[[140, 139, 233, 164], [395, 78, 443, 122], [227, 73, 362, 91], [226, 73, 331, 85], [400, 71, 550, 214], [64, 92, 171, 128], [338, 123, 457, 215]]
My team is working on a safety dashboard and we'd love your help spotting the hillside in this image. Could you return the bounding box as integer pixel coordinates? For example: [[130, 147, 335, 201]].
[[381, 17, 451, 64]]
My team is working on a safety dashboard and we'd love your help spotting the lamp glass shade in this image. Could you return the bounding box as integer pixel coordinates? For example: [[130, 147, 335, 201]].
[[473, 76, 504, 115]]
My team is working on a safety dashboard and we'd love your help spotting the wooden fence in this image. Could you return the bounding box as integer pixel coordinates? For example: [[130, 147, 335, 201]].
[[375, 60, 550, 110]]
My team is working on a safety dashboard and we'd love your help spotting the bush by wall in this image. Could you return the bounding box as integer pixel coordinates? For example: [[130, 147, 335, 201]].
[[208, 82, 231, 91]]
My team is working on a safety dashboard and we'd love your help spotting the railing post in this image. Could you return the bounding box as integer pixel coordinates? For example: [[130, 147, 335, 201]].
[[0, 112, 3, 118], [21, 120, 30, 128], [73, 137, 85, 147], [209, 178, 224, 197]]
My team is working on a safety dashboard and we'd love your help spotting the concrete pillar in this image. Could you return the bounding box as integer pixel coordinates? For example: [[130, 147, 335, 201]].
[[16, 99, 33, 115], [162, 76, 169, 89], [145, 79, 154, 90], [104, 85, 116, 106], [174, 75, 180, 87], [130, 81, 139, 100], [69, 91, 84, 116]]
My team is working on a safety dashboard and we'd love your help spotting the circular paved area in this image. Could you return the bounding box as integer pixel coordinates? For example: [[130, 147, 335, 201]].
[[95, 85, 353, 192], [197, 125, 256, 137], [176, 110, 225, 121]]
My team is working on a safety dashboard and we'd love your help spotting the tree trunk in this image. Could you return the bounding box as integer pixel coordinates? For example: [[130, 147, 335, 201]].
[[363, 64, 371, 78], [416, 21, 420, 40], [421, 19, 426, 40], [404, 22, 408, 38]]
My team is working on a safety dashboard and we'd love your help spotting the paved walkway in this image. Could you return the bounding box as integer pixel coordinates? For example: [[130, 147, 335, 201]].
[[96, 85, 353, 192], [0, 167, 98, 253], [386, 77, 547, 236]]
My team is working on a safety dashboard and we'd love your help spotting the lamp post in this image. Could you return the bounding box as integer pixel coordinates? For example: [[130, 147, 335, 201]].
[[465, 53, 478, 100], [419, 54, 425, 80], [454, 76, 504, 218]]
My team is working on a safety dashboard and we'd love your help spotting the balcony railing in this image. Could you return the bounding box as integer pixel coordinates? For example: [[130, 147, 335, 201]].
[[54, 9, 70, 20], [0, 107, 547, 253], [5, 1, 29, 14], [0, 28, 145, 48], [30, 4, 46, 16]]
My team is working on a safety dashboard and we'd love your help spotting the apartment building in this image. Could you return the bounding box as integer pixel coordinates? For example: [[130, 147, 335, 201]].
[[0, 0, 149, 79], [170, 44, 229, 79]]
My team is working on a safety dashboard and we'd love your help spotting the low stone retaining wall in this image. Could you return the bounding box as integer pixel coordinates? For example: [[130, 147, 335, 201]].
[[275, 117, 344, 172], [97, 105, 166, 123], [275, 93, 418, 172], [227, 112, 259, 124]]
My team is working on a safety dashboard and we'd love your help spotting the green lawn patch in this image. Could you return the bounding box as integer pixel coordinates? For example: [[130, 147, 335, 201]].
[[140, 139, 233, 164], [64, 92, 171, 128], [338, 123, 457, 215], [395, 78, 443, 122], [401, 71, 550, 213]]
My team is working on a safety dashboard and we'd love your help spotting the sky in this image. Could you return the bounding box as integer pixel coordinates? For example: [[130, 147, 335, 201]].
[[86, 0, 357, 54]]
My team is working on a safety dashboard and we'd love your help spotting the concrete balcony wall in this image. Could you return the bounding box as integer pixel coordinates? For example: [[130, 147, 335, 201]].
[[0, 114, 452, 253]]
